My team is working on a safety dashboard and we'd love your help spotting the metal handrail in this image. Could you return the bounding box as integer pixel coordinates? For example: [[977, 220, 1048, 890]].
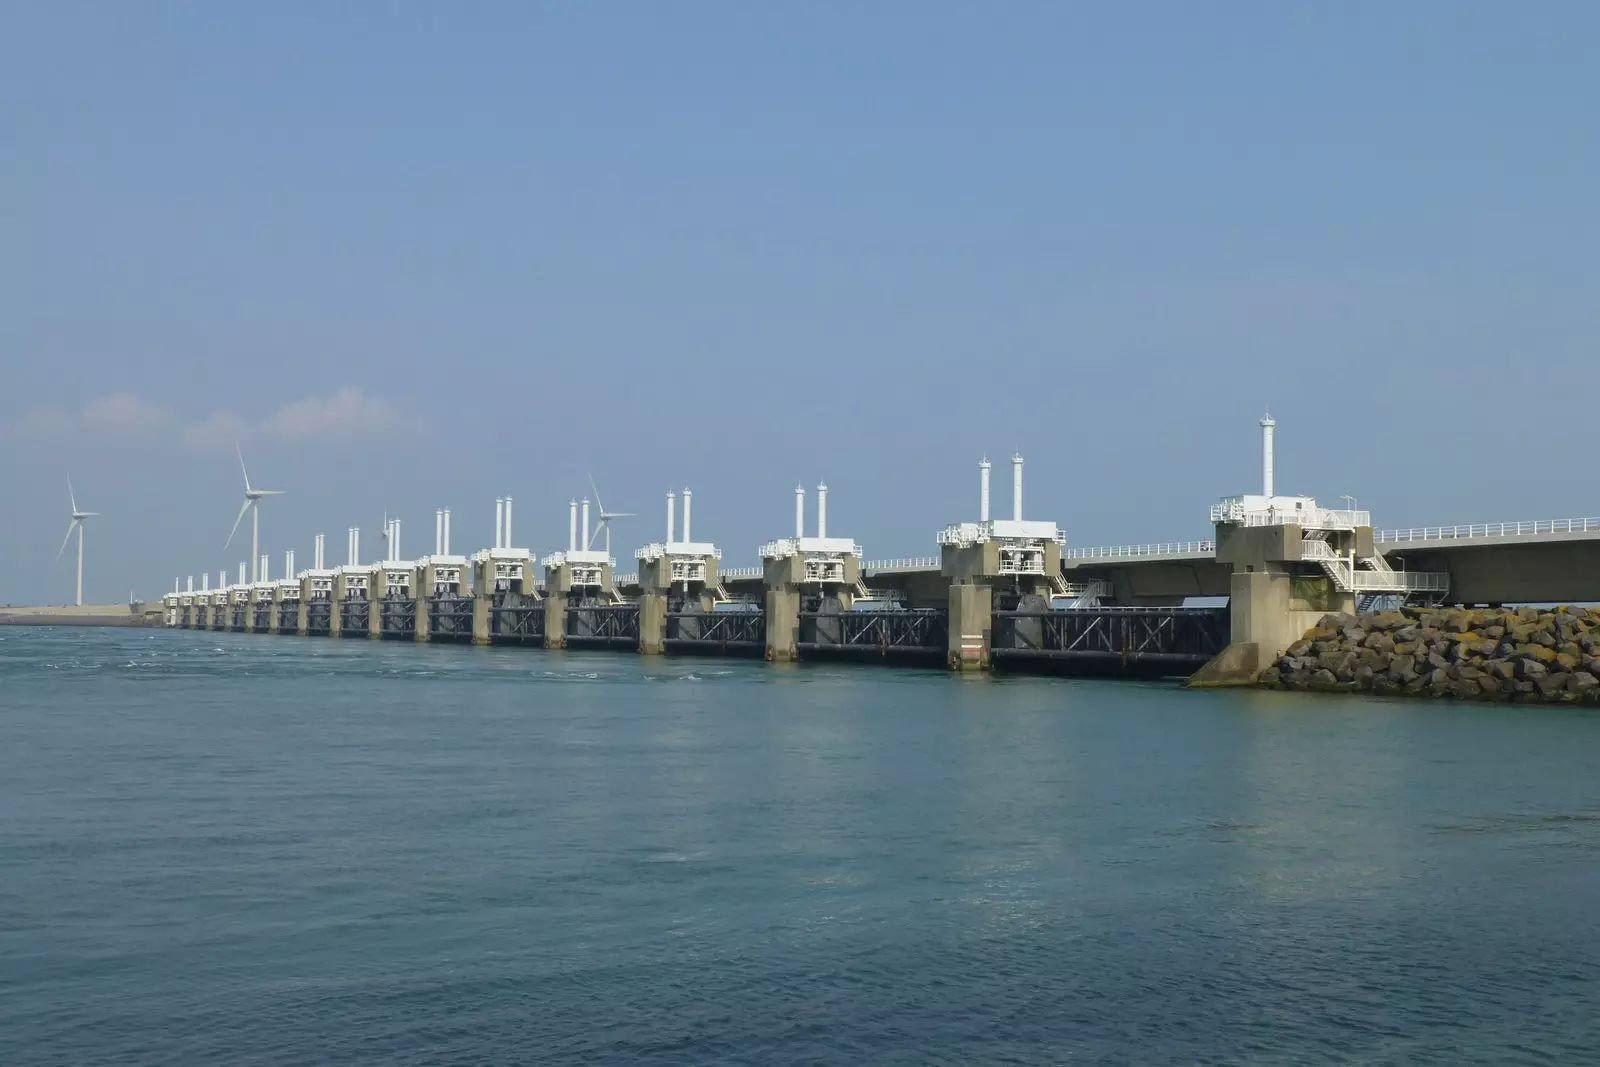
[[720, 566, 763, 579], [862, 557, 941, 572], [1062, 540, 1215, 560], [1351, 570, 1450, 593], [1377, 517, 1600, 543], [1299, 540, 1336, 560]]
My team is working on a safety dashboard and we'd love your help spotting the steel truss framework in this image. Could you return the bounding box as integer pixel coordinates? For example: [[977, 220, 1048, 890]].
[[800, 608, 948, 654], [252, 604, 272, 630], [491, 593, 545, 644], [340, 598, 371, 636], [230, 606, 247, 631], [277, 602, 298, 630], [567, 603, 640, 647], [305, 600, 332, 635], [378, 595, 416, 639], [991, 607, 1228, 670], [667, 608, 765, 653], [429, 595, 474, 641]]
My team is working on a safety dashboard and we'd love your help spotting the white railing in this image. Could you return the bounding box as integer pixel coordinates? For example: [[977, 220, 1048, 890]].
[[613, 572, 638, 586], [1299, 540, 1336, 560], [720, 566, 763, 579], [1377, 517, 1600, 543], [1062, 541, 1214, 560], [759, 538, 796, 559], [1352, 570, 1450, 593], [1210, 498, 1371, 530], [862, 557, 941, 572], [936, 522, 985, 547], [1240, 507, 1370, 530]]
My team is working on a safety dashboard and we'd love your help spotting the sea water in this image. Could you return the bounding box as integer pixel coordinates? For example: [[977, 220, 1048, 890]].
[[2, 627, 1598, 1065]]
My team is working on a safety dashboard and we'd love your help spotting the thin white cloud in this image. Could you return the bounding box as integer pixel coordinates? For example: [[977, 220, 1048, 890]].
[[183, 387, 403, 449], [262, 387, 401, 441], [81, 392, 172, 434], [7, 391, 171, 439], [9, 388, 402, 449], [181, 411, 252, 451]]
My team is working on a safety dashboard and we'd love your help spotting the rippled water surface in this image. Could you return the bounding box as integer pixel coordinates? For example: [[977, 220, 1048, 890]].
[[3, 627, 1599, 1065]]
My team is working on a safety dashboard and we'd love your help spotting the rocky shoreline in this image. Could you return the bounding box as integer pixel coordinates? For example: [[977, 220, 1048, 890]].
[[1259, 605, 1600, 703]]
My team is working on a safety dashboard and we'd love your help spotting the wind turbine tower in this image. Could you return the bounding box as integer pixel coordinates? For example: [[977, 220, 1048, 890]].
[[586, 473, 635, 558], [225, 444, 285, 584], [56, 478, 98, 607]]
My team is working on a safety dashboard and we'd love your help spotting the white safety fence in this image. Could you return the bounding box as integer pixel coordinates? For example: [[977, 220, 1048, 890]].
[[1377, 517, 1600, 543], [1352, 570, 1450, 593], [1062, 541, 1215, 560], [719, 566, 763, 579], [862, 557, 941, 572]]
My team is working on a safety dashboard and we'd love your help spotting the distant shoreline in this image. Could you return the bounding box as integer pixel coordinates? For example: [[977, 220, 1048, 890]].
[[0, 605, 162, 628]]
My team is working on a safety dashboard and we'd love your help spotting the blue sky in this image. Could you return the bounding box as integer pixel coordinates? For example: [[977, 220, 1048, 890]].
[[3, 2, 1597, 603]]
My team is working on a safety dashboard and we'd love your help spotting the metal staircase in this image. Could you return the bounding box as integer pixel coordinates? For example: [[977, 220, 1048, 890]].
[[1300, 538, 1449, 604], [1051, 573, 1113, 608]]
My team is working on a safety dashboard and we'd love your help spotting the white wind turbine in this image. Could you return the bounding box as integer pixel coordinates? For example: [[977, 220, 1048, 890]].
[[56, 478, 99, 606], [586, 473, 634, 557], [225, 443, 284, 583]]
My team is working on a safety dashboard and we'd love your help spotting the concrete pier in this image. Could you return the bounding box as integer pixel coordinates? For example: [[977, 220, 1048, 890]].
[[373, 564, 416, 640], [636, 489, 722, 654], [418, 556, 470, 642], [761, 482, 862, 661], [471, 550, 536, 645], [938, 457, 1063, 671]]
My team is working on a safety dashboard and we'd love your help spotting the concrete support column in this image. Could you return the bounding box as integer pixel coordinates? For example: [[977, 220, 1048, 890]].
[[544, 591, 569, 649], [297, 578, 311, 636], [415, 565, 433, 644], [763, 555, 803, 662], [267, 590, 282, 635], [947, 583, 993, 671], [765, 587, 801, 662], [241, 599, 255, 634], [639, 592, 668, 655], [472, 563, 493, 646], [330, 574, 347, 638], [367, 572, 384, 640], [472, 595, 492, 645], [1193, 522, 1362, 686]]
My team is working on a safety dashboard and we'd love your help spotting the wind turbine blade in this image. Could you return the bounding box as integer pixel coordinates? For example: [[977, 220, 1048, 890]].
[[68, 477, 78, 515], [224, 498, 251, 549], [236, 442, 252, 494], [609, 512, 636, 519], [588, 472, 605, 515], [56, 520, 77, 561], [256, 489, 286, 496]]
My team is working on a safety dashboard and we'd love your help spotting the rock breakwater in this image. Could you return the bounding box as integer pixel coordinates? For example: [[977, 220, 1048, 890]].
[[1260, 605, 1600, 703]]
